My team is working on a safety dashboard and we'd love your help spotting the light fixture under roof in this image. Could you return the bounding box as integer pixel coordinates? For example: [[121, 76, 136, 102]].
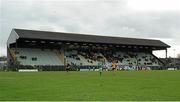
[[41, 41, 46, 43], [25, 40, 30, 42]]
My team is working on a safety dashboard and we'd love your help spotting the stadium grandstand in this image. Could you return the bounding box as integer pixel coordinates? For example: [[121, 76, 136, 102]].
[[7, 28, 170, 71]]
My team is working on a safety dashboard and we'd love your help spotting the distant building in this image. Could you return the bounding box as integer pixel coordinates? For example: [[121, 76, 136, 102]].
[[0, 56, 7, 70]]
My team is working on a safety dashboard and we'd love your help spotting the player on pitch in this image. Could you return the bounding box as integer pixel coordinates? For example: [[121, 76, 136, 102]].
[[98, 60, 103, 76]]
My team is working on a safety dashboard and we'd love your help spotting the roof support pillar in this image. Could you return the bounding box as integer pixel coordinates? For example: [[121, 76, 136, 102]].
[[63, 43, 66, 70], [15, 39, 17, 53], [165, 48, 167, 59], [15, 39, 19, 71]]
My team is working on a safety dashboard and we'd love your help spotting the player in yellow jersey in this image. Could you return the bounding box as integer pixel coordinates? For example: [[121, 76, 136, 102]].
[[111, 61, 117, 71]]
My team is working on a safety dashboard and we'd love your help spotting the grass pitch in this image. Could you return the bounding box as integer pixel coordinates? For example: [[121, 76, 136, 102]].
[[0, 70, 180, 101]]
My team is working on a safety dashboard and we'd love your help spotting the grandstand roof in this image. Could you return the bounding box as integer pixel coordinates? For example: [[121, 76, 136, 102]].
[[11, 28, 170, 48]]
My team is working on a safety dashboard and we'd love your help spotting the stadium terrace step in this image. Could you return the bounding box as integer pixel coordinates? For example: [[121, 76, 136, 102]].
[[13, 48, 64, 66]]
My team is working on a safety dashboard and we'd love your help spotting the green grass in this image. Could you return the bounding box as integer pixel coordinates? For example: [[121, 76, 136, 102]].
[[0, 71, 180, 101]]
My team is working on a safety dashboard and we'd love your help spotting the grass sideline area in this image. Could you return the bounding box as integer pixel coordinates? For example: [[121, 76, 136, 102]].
[[0, 70, 180, 101]]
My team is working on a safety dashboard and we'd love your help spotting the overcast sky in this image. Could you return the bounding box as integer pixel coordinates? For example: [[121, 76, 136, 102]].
[[0, 0, 180, 57]]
